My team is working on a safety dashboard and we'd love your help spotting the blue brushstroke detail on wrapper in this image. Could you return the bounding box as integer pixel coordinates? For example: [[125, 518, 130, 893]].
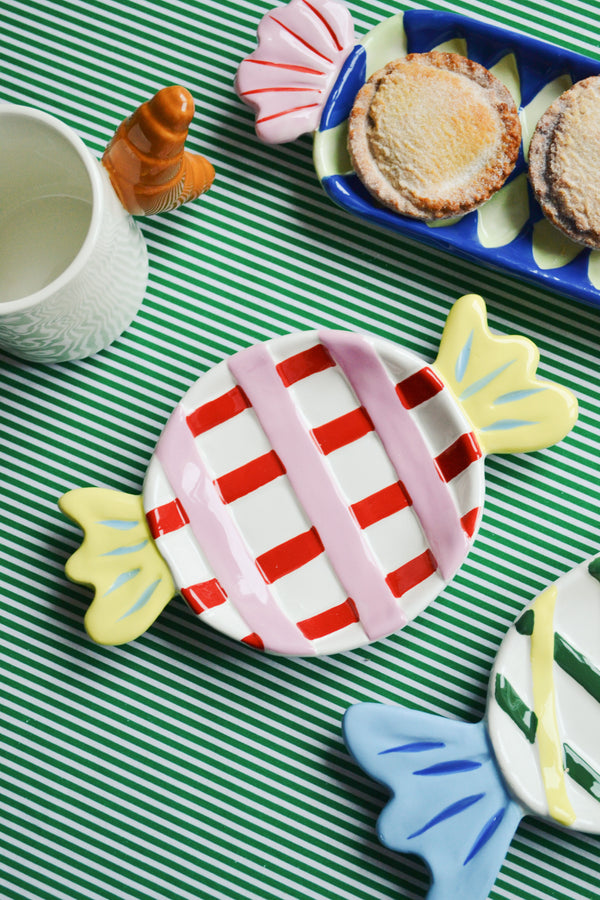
[[495, 388, 544, 404], [380, 741, 445, 755], [408, 793, 485, 839], [98, 519, 139, 530], [319, 45, 366, 131], [455, 331, 473, 384], [105, 568, 141, 595], [118, 579, 162, 620], [342, 704, 523, 900], [481, 419, 536, 431], [459, 361, 514, 401], [413, 759, 483, 776], [464, 807, 507, 865], [318, 10, 600, 307], [102, 540, 149, 556]]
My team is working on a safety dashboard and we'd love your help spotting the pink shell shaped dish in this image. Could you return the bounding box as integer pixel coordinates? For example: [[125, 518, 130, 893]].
[[235, 0, 355, 143]]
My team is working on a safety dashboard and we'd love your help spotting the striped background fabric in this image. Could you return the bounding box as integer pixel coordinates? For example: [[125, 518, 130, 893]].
[[1, 0, 599, 898]]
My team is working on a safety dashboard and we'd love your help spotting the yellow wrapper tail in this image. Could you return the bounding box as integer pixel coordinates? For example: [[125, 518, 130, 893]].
[[434, 294, 578, 455], [59, 488, 175, 645]]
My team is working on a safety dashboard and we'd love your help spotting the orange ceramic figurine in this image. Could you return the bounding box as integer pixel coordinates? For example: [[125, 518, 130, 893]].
[[102, 85, 215, 216]]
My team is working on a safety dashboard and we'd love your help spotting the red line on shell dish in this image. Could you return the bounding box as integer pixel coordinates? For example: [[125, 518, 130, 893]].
[[435, 433, 482, 483], [396, 367, 445, 409], [297, 598, 360, 640], [181, 579, 228, 613], [276, 343, 335, 386], [256, 526, 324, 583], [271, 16, 334, 63], [215, 450, 286, 504], [301, 0, 343, 51], [386, 550, 438, 597], [256, 103, 320, 124], [146, 497, 189, 538], [246, 59, 326, 75], [312, 406, 374, 455], [350, 481, 412, 529], [186, 385, 251, 437]]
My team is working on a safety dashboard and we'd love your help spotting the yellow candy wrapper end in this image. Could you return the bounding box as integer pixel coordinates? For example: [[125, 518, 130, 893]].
[[59, 487, 176, 645], [434, 294, 578, 456]]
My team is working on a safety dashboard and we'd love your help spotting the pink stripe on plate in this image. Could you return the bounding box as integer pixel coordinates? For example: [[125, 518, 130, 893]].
[[319, 330, 469, 582], [155, 404, 313, 656], [228, 342, 406, 642]]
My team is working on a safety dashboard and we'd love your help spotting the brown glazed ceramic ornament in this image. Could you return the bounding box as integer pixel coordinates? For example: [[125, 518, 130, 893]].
[[102, 85, 215, 216]]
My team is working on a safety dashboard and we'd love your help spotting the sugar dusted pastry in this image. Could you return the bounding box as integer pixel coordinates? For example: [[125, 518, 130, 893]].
[[529, 76, 600, 248], [59, 295, 575, 654], [348, 52, 521, 220]]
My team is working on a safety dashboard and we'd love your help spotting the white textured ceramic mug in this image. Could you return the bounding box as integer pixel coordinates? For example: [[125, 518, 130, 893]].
[[0, 105, 148, 363]]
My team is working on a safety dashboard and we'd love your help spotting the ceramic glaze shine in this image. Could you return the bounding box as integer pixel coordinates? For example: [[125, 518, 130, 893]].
[[58, 295, 577, 654], [0, 194, 92, 302]]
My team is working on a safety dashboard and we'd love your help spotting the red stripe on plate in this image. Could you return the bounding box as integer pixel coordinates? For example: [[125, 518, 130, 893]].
[[461, 507, 480, 538], [396, 367, 445, 409], [186, 386, 251, 436], [386, 550, 437, 597], [435, 433, 482, 483], [312, 406, 374, 455], [242, 632, 265, 650], [181, 579, 228, 613], [146, 498, 189, 538], [256, 526, 324, 583], [276, 343, 335, 386], [297, 598, 359, 640], [215, 450, 286, 503], [351, 481, 412, 529]]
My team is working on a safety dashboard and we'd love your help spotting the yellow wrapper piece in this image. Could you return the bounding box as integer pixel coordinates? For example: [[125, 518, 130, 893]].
[[434, 294, 578, 455], [59, 488, 176, 645]]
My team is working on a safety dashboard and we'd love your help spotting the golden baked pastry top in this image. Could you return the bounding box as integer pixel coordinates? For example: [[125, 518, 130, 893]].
[[529, 76, 600, 248], [348, 52, 521, 220]]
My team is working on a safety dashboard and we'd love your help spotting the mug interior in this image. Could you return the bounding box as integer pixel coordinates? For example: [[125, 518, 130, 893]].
[[0, 108, 96, 303]]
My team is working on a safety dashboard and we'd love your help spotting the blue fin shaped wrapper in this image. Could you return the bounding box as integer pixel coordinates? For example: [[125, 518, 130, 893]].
[[343, 704, 523, 900]]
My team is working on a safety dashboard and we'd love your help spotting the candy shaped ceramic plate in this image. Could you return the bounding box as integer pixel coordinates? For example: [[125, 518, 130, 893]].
[[343, 555, 600, 899], [236, 3, 600, 307], [59, 295, 576, 654]]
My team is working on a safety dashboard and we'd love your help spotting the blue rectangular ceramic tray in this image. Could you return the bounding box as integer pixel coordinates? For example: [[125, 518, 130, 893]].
[[313, 10, 600, 308]]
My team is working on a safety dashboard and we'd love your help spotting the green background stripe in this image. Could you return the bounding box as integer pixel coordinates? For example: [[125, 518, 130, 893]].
[[2, 1, 600, 898]]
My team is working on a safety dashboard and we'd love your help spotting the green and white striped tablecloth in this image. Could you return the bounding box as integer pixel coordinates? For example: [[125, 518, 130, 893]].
[[1, 1, 599, 898]]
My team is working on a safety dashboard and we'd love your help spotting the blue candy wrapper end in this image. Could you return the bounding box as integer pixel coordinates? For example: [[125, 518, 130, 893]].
[[342, 703, 523, 900]]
